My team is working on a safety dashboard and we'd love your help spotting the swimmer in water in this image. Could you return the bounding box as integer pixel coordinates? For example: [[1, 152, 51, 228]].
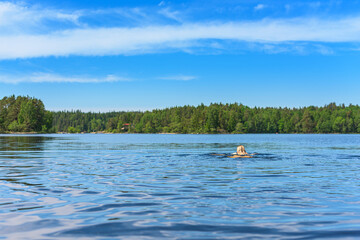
[[211, 145, 255, 158], [234, 145, 248, 155], [229, 145, 254, 158]]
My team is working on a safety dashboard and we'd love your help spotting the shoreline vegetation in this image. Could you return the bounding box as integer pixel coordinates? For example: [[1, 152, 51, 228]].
[[2, 132, 355, 135], [1, 95, 360, 134], [1, 130, 355, 135], [1, 131, 357, 135]]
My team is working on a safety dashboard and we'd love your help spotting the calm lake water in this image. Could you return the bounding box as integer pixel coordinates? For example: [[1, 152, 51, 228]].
[[0, 134, 360, 239]]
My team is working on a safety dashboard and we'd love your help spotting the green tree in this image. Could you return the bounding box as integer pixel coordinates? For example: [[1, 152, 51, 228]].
[[332, 116, 345, 133], [301, 110, 315, 133], [205, 106, 219, 133]]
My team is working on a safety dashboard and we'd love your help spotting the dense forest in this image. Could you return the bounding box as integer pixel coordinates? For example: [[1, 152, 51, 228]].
[[1, 95, 360, 134], [0, 96, 52, 133]]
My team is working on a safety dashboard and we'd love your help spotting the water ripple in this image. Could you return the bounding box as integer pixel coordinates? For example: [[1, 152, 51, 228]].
[[80, 202, 161, 212], [1, 134, 360, 239]]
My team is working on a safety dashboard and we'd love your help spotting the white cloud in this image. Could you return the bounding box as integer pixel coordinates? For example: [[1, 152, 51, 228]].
[[158, 75, 197, 81], [0, 2, 81, 32], [158, 8, 182, 22], [0, 2, 360, 59], [0, 73, 130, 84], [0, 72, 195, 84], [1, 17, 360, 59], [254, 4, 266, 11]]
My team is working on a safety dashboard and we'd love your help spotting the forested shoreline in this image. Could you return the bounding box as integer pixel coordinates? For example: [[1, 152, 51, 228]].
[[1, 95, 360, 134], [0, 96, 52, 133]]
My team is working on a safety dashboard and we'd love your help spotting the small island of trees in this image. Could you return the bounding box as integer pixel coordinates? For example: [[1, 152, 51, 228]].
[[1, 95, 360, 134]]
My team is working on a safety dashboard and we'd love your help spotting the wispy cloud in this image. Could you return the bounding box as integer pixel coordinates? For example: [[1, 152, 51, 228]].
[[0, 73, 130, 84], [0, 2, 360, 59], [2, 17, 360, 59], [248, 42, 335, 55], [254, 4, 266, 11], [158, 8, 183, 22], [158, 75, 197, 81], [0, 72, 197, 84], [0, 2, 81, 32]]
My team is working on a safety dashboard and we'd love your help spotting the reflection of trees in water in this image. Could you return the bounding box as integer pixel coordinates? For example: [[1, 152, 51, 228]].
[[0, 136, 56, 189], [0, 136, 55, 152]]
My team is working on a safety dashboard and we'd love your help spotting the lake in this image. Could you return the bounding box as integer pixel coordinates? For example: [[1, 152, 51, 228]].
[[0, 134, 360, 239]]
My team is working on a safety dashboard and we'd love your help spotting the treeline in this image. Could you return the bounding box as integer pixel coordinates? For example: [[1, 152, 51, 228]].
[[0, 95, 52, 133], [2, 95, 360, 134], [53, 102, 360, 134]]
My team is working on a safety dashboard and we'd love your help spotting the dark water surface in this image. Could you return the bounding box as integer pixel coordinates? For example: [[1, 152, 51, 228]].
[[0, 134, 360, 239]]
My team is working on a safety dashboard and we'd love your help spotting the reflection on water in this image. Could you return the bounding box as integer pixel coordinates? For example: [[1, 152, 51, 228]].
[[0, 135, 52, 151], [0, 134, 360, 239], [0, 136, 53, 191]]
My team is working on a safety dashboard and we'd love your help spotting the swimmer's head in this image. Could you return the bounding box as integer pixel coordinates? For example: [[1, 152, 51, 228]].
[[236, 145, 247, 155]]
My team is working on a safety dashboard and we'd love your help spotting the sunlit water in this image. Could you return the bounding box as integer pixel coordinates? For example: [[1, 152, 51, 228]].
[[0, 134, 360, 239]]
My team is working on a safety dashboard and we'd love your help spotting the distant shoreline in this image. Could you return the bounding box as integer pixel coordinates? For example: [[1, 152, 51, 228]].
[[0, 132, 354, 135], [2, 96, 359, 135]]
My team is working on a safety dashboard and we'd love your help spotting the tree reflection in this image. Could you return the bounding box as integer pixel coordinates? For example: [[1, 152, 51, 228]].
[[0, 136, 56, 189], [0, 136, 54, 152]]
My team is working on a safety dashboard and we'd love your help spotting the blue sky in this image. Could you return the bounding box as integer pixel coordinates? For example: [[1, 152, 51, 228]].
[[1, 0, 360, 111]]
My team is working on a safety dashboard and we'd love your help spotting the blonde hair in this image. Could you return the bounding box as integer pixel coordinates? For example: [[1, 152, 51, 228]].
[[236, 145, 247, 155]]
